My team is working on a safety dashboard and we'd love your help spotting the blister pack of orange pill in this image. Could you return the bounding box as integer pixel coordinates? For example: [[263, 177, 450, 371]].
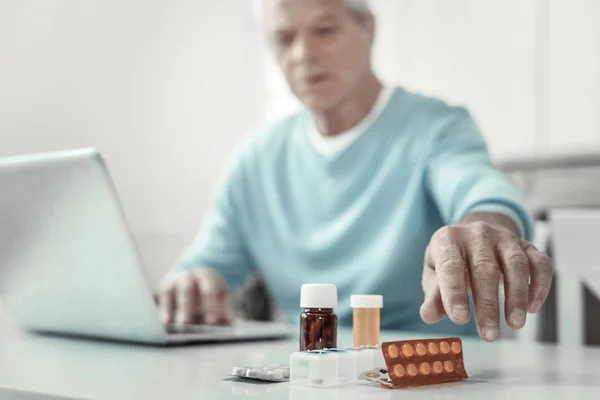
[[361, 337, 467, 389]]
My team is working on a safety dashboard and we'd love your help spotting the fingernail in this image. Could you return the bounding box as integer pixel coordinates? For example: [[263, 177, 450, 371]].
[[205, 314, 218, 325], [451, 305, 469, 321], [481, 324, 498, 341], [510, 308, 526, 328]]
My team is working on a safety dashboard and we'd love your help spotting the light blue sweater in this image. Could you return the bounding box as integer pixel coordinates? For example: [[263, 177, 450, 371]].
[[179, 87, 533, 336]]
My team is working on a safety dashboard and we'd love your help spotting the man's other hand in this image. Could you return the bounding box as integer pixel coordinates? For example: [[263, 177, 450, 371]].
[[155, 268, 232, 326], [420, 219, 553, 342]]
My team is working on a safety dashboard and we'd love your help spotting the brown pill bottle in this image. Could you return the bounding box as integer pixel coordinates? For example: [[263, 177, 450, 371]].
[[299, 284, 338, 351], [351, 294, 383, 347]]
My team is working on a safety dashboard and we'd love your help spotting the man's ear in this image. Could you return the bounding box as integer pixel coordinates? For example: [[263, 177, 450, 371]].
[[364, 13, 376, 45]]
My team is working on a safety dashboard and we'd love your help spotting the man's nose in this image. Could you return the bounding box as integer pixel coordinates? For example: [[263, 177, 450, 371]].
[[291, 35, 317, 64]]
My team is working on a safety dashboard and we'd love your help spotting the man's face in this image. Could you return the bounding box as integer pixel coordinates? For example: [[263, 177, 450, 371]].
[[268, 0, 374, 112]]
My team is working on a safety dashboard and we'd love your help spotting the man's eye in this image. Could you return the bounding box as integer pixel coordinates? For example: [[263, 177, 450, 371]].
[[315, 26, 337, 36], [276, 33, 295, 47]]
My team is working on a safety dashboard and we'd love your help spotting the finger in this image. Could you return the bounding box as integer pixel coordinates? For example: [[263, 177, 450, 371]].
[[422, 248, 438, 293], [218, 294, 233, 325], [468, 226, 501, 342], [421, 291, 447, 325], [197, 275, 230, 325], [521, 240, 553, 313], [497, 238, 530, 329], [420, 260, 446, 323], [200, 283, 231, 325], [174, 277, 198, 324], [428, 227, 470, 324], [158, 287, 175, 325], [203, 294, 231, 325]]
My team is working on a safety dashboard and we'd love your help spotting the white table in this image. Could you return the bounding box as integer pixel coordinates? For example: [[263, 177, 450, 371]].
[[1, 312, 600, 400]]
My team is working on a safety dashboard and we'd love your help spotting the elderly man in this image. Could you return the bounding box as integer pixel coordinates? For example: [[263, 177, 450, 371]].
[[156, 0, 553, 342]]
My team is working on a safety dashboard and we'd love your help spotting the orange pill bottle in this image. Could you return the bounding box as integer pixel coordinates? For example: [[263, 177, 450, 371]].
[[351, 295, 383, 348]]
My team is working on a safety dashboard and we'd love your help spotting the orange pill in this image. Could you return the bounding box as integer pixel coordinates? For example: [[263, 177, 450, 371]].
[[451, 341, 462, 354], [420, 362, 432, 375], [428, 342, 439, 355], [402, 344, 414, 357], [393, 364, 406, 378], [440, 341, 450, 354], [407, 364, 418, 376], [388, 344, 399, 358], [433, 361, 444, 374], [416, 343, 427, 356], [444, 360, 455, 373]]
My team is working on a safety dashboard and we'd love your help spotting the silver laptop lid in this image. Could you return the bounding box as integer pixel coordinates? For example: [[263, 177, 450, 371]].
[[0, 148, 166, 343]]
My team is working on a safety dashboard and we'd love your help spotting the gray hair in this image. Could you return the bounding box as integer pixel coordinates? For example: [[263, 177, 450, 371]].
[[260, 0, 373, 24], [346, 0, 372, 17]]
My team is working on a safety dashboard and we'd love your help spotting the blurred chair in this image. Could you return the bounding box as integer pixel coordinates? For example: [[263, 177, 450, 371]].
[[500, 153, 600, 345], [549, 208, 600, 345]]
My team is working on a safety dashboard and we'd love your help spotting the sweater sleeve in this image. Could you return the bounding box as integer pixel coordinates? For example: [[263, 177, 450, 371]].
[[424, 106, 534, 241], [175, 141, 255, 293]]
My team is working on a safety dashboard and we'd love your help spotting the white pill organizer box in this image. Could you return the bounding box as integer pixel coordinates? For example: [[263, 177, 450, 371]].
[[290, 347, 386, 387]]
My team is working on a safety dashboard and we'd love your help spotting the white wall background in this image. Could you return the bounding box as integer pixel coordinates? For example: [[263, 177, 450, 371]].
[[547, 0, 600, 153], [0, 0, 264, 285], [371, 0, 540, 160]]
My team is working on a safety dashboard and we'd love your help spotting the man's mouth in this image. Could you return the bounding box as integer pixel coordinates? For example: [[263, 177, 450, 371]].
[[304, 73, 329, 85]]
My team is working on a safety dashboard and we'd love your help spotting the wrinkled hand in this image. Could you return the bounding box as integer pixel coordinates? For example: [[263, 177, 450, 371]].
[[420, 221, 553, 342], [155, 268, 232, 326]]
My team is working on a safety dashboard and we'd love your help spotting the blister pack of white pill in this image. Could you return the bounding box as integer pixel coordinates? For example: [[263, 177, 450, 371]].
[[231, 365, 290, 382]]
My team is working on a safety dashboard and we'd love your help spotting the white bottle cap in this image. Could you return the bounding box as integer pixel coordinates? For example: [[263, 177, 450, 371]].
[[350, 295, 383, 309], [300, 284, 338, 308]]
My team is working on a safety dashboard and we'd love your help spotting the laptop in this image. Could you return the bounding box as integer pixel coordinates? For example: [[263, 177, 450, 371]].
[[0, 148, 292, 344]]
